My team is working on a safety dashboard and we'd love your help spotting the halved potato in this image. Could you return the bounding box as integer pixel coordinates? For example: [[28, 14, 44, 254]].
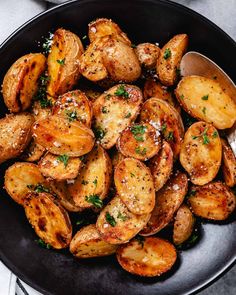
[[47, 28, 84, 97], [96, 196, 151, 244], [117, 123, 161, 161], [93, 84, 143, 149], [188, 181, 236, 220], [70, 224, 118, 258], [21, 138, 45, 162], [32, 114, 95, 156], [140, 98, 184, 158], [2, 53, 46, 112], [4, 162, 47, 205], [68, 145, 112, 210], [135, 43, 160, 69], [32, 100, 52, 121], [141, 171, 188, 236], [221, 139, 236, 187], [149, 140, 173, 191], [180, 121, 222, 185], [114, 158, 155, 215], [0, 113, 34, 164], [116, 237, 177, 277], [157, 34, 188, 86], [173, 204, 195, 245], [175, 75, 236, 129], [24, 192, 72, 249]]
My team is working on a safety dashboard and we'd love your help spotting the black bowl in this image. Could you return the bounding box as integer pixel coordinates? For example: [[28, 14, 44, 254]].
[[0, 1, 235, 295]]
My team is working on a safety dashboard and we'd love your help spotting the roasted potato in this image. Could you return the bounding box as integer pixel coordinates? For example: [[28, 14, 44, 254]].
[[141, 171, 188, 236], [135, 43, 160, 69], [114, 158, 155, 215], [180, 121, 222, 185], [31, 100, 52, 121], [2, 53, 46, 112], [47, 28, 84, 97], [175, 75, 236, 129], [0, 113, 34, 164], [149, 140, 173, 191], [96, 196, 151, 244], [188, 181, 236, 220], [116, 237, 177, 277], [221, 139, 236, 187], [117, 123, 161, 161], [21, 138, 45, 162], [157, 34, 188, 86], [32, 114, 95, 156], [24, 192, 72, 249], [173, 204, 195, 245], [70, 224, 118, 258], [93, 84, 143, 149]]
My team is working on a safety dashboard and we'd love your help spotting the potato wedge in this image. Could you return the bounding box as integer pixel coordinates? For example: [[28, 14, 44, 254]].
[[21, 138, 45, 162], [0, 113, 34, 164], [221, 139, 236, 187], [149, 140, 173, 191], [117, 123, 161, 161], [175, 75, 236, 129], [70, 224, 118, 258], [180, 121, 222, 185], [96, 196, 151, 244], [116, 237, 177, 277], [111, 149, 126, 169], [2, 53, 46, 112], [32, 100, 52, 121], [24, 192, 72, 249], [47, 28, 84, 97], [157, 34, 188, 86], [140, 98, 184, 158], [141, 171, 188, 236], [114, 158, 155, 215], [135, 43, 160, 69], [93, 84, 143, 149], [4, 162, 48, 205], [188, 181, 236, 220], [32, 114, 95, 156], [173, 204, 195, 245]]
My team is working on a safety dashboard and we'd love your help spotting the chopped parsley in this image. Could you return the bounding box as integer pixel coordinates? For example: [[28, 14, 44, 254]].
[[42, 32, 53, 54], [85, 194, 103, 208], [27, 184, 50, 193], [202, 107, 206, 114], [93, 126, 106, 141], [57, 58, 65, 65], [212, 131, 218, 138], [201, 94, 209, 100], [34, 74, 52, 108], [135, 235, 145, 248], [114, 85, 129, 99], [57, 154, 69, 167], [192, 127, 210, 145], [161, 123, 167, 132], [93, 179, 98, 186], [185, 189, 196, 200], [135, 147, 147, 155], [130, 172, 135, 178], [117, 211, 128, 221], [124, 112, 131, 118], [66, 110, 78, 122], [177, 230, 199, 250], [102, 106, 108, 113], [131, 125, 147, 142], [35, 239, 51, 249], [105, 212, 116, 227], [180, 94, 185, 100], [39, 98, 52, 108], [165, 131, 174, 141], [164, 48, 171, 59]]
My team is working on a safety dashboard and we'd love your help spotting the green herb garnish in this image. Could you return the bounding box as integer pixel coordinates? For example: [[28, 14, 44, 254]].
[[135, 147, 147, 155], [161, 123, 167, 132], [166, 131, 174, 141], [135, 235, 145, 248], [27, 184, 50, 193], [66, 110, 78, 122], [93, 126, 106, 141], [85, 194, 103, 208], [35, 239, 51, 249], [192, 128, 210, 145], [212, 131, 218, 138], [131, 125, 147, 142], [117, 211, 128, 221], [130, 172, 135, 178], [201, 94, 209, 100], [164, 48, 171, 59], [124, 112, 131, 118], [105, 212, 116, 227], [102, 106, 108, 113], [202, 107, 206, 114], [57, 58, 65, 65], [42, 32, 53, 54], [93, 179, 98, 186], [114, 85, 129, 99], [57, 154, 69, 167]]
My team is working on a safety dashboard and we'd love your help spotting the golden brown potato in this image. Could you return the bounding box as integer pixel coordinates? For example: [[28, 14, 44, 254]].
[[114, 158, 155, 215], [0, 113, 34, 164], [157, 34, 188, 86], [221, 139, 236, 187], [31, 100, 52, 121], [116, 237, 177, 277], [93, 84, 143, 149], [188, 182, 236, 220], [96, 196, 151, 244], [135, 43, 160, 69], [68, 145, 112, 210], [32, 114, 95, 156], [173, 204, 195, 245], [117, 123, 161, 161], [111, 149, 126, 169], [24, 192, 72, 249], [140, 98, 184, 158], [141, 171, 188, 236], [70, 224, 118, 258], [21, 138, 45, 162], [149, 140, 173, 191], [175, 75, 236, 129], [2, 53, 46, 112], [47, 28, 84, 97], [180, 121, 222, 185]]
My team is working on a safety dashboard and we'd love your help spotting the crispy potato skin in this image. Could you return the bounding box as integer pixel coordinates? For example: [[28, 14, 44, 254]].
[[117, 237, 177, 277], [157, 34, 188, 86], [175, 75, 236, 129], [0, 113, 34, 164], [96, 196, 151, 244], [70, 224, 118, 258], [32, 114, 95, 156], [180, 121, 222, 185], [135, 43, 160, 69], [141, 171, 188, 236], [24, 192, 72, 249], [47, 28, 84, 97], [2, 53, 46, 112], [21, 138, 45, 162], [173, 204, 195, 245], [188, 182, 236, 220], [93, 84, 143, 149], [114, 158, 155, 215], [221, 139, 236, 187]]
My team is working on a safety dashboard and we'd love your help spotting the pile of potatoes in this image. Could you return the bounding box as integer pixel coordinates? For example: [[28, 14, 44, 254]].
[[1, 18, 236, 277]]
